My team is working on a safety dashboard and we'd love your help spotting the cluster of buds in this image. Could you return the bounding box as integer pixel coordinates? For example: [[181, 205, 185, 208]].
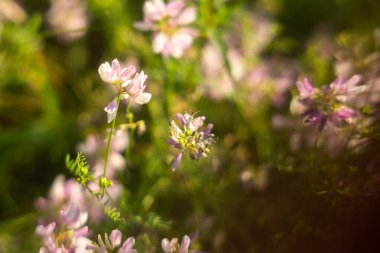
[[98, 58, 151, 123], [167, 113, 215, 171], [294, 75, 365, 131], [36, 205, 92, 253], [134, 0, 198, 58], [161, 235, 191, 253]]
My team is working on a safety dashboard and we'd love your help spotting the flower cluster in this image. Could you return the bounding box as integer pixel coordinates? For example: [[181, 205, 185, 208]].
[[98, 58, 151, 123], [161, 235, 191, 253], [36, 205, 92, 253], [90, 229, 136, 253], [167, 113, 215, 171], [294, 75, 365, 131], [46, 0, 88, 42], [134, 0, 198, 58]]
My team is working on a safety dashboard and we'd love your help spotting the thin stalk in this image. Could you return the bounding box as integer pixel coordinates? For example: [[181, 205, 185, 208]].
[[103, 94, 121, 177]]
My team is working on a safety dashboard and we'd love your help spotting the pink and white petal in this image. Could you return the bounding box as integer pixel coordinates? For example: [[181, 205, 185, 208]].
[[36, 222, 56, 237], [111, 59, 120, 75], [330, 77, 344, 92], [98, 62, 113, 83], [133, 21, 155, 31], [108, 153, 126, 177], [176, 7, 197, 25], [153, 32, 168, 53], [127, 77, 142, 95], [144, 0, 166, 21], [73, 226, 89, 238], [344, 74, 362, 88], [104, 99, 118, 123], [118, 237, 136, 253], [161, 238, 171, 252], [121, 94, 130, 100], [335, 107, 358, 120], [138, 71, 148, 85], [109, 229, 122, 247], [120, 65, 136, 82], [122, 80, 132, 88], [296, 78, 316, 98], [39, 247, 49, 253], [134, 93, 152, 104], [48, 175, 66, 206], [166, 0, 185, 17], [111, 130, 129, 151], [65, 179, 86, 208], [179, 235, 191, 253]]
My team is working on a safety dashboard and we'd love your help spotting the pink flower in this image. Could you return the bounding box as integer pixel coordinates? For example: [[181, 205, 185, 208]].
[[34, 175, 86, 213], [98, 59, 136, 85], [36, 205, 93, 253], [296, 78, 317, 99], [121, 70, 152, 105], [98, 59, 151, 122], [167, 113, 215, 171], [134, 0, 198, 58], [46, 0, 88, 42], [295, 75, 364, 131], [95, 229, 137, 253], [161, 235, 191, 253]]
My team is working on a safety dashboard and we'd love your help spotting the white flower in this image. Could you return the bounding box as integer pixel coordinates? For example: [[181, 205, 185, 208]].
[[98, 59, 151, 123]]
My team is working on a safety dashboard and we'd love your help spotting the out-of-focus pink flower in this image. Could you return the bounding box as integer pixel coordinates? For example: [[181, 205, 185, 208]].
[[297, 78, 317, 99], [46, 0, 88, 42], [201, 43, 245, 100], [0, 0, 27, 23], [99, 59, 151, 123], [161, 235, 191, 253], [36, 205, 93, 253], [34, 175, 86, 212], [244, 59, 296, 107], [94, 229, 137, 253], [294, 75, 364, 131], [134, 0, 198, 58], [80, 131, 128, 179]]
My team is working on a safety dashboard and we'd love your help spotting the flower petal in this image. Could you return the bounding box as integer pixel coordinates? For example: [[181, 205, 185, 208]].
[[179, 235, 191, 253], [134, 93, 152, 104], [161, 238, 171, 252], [172, 153, 183, 171], [166, 0, 185, 17], [104, 99, 118, 123], [109, 229, 122, 247], [176, 7, 196, 25], [297, 78, 316, 98], [153, 32, 168, 53], [98, 62, 113, 83]]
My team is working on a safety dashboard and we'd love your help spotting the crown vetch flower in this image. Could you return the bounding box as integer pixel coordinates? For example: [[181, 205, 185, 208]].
[[161, 235, 191, 253], [98, 58, 151, 123], [167, 113, 215, 171], [295, 75, 364, 131], [134, 0, 198, 58], [36, 205, 92, 253], [93, 229, 137, 253]]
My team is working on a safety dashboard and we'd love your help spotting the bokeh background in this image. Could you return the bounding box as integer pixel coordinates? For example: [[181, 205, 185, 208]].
[[1, 0, 380, 252]]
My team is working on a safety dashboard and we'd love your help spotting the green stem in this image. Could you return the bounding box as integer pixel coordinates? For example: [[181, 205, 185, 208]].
[[104, 94, 121, 177]]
